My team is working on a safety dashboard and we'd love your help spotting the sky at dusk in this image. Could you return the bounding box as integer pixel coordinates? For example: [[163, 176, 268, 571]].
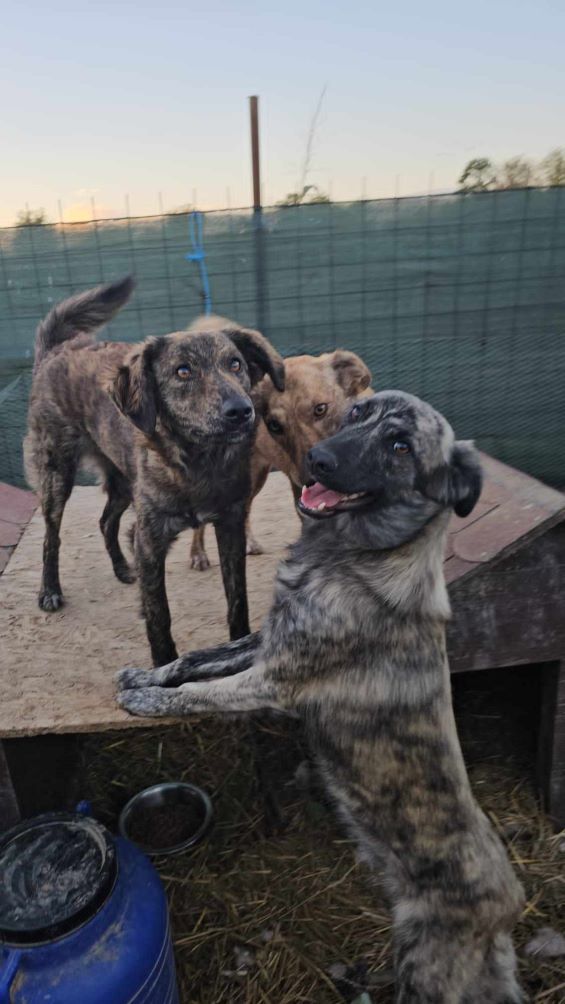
[[2, 0, 564, 225]]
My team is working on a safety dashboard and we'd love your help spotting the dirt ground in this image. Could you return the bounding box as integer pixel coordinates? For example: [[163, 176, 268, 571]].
[[82, 666, 565, 1004]]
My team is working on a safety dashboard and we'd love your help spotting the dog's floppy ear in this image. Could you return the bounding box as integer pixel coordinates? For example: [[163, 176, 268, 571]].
[[448, 442, 483, 517], [427, 441, 482, 518], [111, 339, 160, 436], [329, 350, 371, 397], [226, 326, 285, 391]]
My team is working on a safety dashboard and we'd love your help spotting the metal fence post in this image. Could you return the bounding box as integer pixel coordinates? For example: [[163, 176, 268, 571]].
[[249, 96, 269, 336]]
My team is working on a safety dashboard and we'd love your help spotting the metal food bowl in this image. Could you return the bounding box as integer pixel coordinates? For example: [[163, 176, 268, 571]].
[[118, 782, 213, 857]]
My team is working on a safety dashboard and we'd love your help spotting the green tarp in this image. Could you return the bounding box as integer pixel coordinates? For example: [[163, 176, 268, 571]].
[[1, 188, 564, 487]]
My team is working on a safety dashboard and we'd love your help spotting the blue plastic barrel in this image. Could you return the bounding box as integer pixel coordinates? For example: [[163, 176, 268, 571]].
[[0, 812, 179, 1003]]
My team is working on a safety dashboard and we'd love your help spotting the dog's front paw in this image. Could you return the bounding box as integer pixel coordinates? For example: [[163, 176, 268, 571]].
[[117, 686, 178, 717], [39, 589, 64, 612], [116, 667, 155, 691]]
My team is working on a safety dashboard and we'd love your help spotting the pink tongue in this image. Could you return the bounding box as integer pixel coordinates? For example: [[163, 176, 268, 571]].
[[301, 482, 346, 509]]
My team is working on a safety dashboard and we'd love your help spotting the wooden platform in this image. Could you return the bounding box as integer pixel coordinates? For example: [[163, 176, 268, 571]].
[[444, 454, 565, 587], [0, 473, 301, 737], [1, 457, 564, 824]]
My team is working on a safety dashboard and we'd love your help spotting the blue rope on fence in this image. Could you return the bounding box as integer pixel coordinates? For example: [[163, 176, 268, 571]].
[[185, 211, 212, 315]]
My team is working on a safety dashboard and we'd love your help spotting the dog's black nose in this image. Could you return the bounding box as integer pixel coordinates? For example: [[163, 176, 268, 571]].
[[222, 397, 253, 426], [307, 445, 338, 479]]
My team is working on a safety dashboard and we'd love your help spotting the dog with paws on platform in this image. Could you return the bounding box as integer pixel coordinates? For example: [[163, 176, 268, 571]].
[[118, 389, 524, 1003]]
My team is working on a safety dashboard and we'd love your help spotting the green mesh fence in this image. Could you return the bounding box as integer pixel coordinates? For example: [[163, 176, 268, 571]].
[[0, 373, 30, 487], [1, 188, 564, 489]]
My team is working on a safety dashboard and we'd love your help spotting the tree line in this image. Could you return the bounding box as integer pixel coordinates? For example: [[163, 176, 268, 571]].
[[458, 148, 565, 193], [11, 148, 565, 226]]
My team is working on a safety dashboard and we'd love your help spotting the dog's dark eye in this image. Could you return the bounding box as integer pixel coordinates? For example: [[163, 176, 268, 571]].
[[350, 404, 362, 421], [266, 417, 283, 435], [177, 364, 192, 380], [313, 403, 328, 418], [229, 358, 242, 373], [393, 441, 411, 455]]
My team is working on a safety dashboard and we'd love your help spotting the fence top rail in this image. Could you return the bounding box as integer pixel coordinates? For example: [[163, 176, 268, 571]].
[[1, 186, 561, 233]]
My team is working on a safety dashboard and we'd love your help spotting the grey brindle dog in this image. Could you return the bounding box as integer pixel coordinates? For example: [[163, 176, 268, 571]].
[[25, 278, 284, 665], [117, 391, 524, 1003]]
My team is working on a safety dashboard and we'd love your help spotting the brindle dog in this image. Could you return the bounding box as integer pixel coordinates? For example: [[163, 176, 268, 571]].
[[118, 390, 524, 1003], [25, 277, 284, 665]]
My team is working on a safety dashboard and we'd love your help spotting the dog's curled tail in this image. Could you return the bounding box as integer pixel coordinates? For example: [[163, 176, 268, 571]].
[[33, 275, 135, 372]]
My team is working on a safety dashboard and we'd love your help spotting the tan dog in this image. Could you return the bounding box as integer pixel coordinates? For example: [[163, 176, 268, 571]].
[[189, 349, 372, 569]]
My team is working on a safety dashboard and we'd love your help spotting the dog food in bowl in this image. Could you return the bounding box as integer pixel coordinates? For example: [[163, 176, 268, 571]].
[[119, 782, 213, 857]]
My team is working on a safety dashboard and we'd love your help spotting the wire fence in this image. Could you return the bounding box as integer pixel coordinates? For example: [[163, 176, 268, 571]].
[[1, 188, 564, 488]]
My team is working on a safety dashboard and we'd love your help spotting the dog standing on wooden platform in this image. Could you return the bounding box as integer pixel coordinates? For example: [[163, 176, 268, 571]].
[[24, 278, 284, 665], [118, 390, 524, 1002]]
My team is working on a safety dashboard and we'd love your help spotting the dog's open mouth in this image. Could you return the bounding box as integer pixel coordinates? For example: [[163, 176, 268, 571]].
[[298, 481, 371, 518]]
